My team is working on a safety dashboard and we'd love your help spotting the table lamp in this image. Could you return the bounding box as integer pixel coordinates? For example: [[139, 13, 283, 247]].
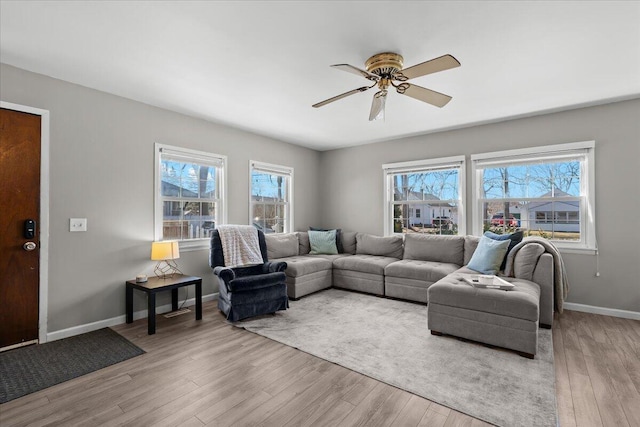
[[151, 241, 182, 279]]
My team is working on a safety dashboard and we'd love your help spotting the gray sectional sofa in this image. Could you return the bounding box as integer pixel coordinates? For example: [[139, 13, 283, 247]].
[[265, 230, 557, 357], [265, 231, 555, 329], [266, 231, 556, 358]]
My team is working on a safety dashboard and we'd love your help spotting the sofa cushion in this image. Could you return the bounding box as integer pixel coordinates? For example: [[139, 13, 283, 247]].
[[455, 265, 481, 275], [513, 243, 546, 281], [385, 259, 461, 283], [484, 230, 524, 270], [296, 231, 310, 255], [341, 231, 357, 255], [356, 233, 403, 258], [403, 234, 465, 265], [265, 233, 298, 259], [310, 253, 352, 262], [463, 236, 480, 265], [309, 230, 338, 255], [467, 236, 511, 275], [333, 254, 400, 275], [428, 273, 540, 322], [277, 255, 332, 277]]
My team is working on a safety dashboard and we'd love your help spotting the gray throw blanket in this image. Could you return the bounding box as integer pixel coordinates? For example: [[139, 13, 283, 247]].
[[217, 225, 264, 268], [504, 237, 569, 313]]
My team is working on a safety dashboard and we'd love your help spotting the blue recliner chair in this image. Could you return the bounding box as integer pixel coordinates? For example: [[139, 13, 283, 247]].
[[210, 229, 288, 321]]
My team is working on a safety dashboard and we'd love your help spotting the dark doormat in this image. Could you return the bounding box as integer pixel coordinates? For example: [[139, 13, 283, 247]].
[[0, 328, 145, 404]]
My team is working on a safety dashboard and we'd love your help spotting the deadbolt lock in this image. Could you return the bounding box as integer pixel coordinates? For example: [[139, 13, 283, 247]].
[[23, 242, 37, 251]]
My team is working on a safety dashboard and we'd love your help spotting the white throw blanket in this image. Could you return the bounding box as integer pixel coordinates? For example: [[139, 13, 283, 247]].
[[504, 236, 569, 313], [217, 225, 264, 268]]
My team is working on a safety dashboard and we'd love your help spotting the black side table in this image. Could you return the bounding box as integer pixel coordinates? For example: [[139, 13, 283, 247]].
[[126, 274, 202, 335]]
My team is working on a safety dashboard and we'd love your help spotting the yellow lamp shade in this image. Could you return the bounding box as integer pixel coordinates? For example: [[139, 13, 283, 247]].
[[151, 241, 180, 261]]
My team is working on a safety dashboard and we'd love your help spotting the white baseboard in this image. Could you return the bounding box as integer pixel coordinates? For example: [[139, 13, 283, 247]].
[[46, 293, 219, 342], [564, 302, 640, 321], [45, 296, 635, 342]]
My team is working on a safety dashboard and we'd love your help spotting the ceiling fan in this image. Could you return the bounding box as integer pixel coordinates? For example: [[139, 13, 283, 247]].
[[312, 52, 460, 121]]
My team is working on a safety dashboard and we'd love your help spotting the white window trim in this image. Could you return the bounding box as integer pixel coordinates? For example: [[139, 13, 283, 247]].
[[154, 143, 227, 251], [382, 155, 466, 236], [249, 160, 294, 233], [471, 141, 596, 254]]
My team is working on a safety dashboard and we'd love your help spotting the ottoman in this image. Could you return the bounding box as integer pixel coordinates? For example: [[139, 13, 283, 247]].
[[427, 272, 540, 358]]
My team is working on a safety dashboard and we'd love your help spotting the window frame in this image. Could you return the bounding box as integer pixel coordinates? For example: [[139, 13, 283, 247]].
[[249, 160, 294, 234], [471, 141, 596, 253], [382, 156, 466, 236], [154, 143, 227, 251]]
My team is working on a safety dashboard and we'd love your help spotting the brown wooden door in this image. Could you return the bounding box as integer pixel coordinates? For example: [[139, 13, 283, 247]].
[[0, 108, 41, 350]]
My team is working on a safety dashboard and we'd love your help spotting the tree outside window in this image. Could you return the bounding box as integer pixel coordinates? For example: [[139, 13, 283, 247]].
[[155, 144, 226, 246], [472, 141, 596, 251], [384, 157, 465, 236], [250, 161, 293, 234]]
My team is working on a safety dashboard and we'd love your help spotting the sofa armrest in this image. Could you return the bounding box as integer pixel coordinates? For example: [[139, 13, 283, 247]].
[[228, 272, 287, 292], [213, 266, 235, 282], [532, 253, 554, 327], [212, 266, 235, 293], [266, 261, 287, 273]]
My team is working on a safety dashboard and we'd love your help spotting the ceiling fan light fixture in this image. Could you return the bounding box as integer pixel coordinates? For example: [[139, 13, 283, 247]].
[[369, 90, 387, 121], [313, 51, 460, 119], [365, 52, 404, 77]]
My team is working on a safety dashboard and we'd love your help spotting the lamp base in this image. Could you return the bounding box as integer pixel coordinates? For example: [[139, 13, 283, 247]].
[[154, 260, 183, 279]]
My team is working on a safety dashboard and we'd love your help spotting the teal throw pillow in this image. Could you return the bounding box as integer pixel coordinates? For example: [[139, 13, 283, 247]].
[[484, 230, 524, 270], [310, 226, 343, 253], [308, 230, 338, 255], [467, 235, 511, 275]]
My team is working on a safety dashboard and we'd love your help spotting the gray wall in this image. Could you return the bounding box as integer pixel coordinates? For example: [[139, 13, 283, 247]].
[[1, 64, 321, 332], [319, 99, 640, 313], [2, 62, 638, 335]]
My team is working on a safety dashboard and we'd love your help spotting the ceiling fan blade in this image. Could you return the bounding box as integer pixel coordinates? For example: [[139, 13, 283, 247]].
[[395, 54, 461, 81], [331, 64, 378, 81], [312, 86, 372, 108], [369, 91, 387, 121], [396, 83, 452, 108]]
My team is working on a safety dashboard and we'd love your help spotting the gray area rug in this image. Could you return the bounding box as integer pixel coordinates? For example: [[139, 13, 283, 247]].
[[0, 328, 144, 403], [237, 289, 557, 427]]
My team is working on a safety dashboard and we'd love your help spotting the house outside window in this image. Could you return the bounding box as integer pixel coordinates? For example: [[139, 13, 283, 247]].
[[383, 156, 465, 236], [536, 211, 580, 225], [154, 143, 226, 248], [471, 141, 596, 252], [250, 161, 293, 234]]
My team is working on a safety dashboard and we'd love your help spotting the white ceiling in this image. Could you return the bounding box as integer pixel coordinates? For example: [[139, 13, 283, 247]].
[[1, 1, 639, 151]]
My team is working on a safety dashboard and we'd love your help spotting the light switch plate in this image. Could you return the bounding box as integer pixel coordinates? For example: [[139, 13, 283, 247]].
[[70, 218, 87, 232]]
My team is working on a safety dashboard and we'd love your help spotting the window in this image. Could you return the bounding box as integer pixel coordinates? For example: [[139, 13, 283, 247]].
[[383, 156, 465, 236], [536, 211, 580, 225], [471, 141, 596, 252], [155, 144, 226, 248], [250, 161, 293, 234]]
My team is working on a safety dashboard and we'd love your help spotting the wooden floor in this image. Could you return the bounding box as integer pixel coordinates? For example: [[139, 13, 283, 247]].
[[1, 303, 639, 427]]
